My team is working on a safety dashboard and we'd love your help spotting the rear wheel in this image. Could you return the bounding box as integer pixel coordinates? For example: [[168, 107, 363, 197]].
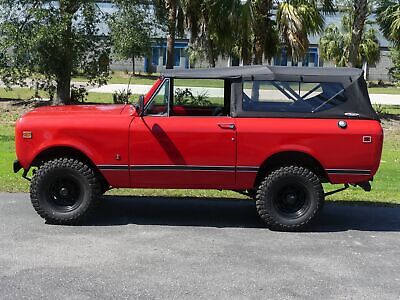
[[30, 158, 101, 224], [256, 166, 324, 231]]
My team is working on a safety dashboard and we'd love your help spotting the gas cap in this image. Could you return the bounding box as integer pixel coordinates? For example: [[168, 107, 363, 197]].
[[338, 120, 347, 129]]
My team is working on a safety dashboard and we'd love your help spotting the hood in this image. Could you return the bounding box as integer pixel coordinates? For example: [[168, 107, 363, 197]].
[[22, 104, 130, 119]]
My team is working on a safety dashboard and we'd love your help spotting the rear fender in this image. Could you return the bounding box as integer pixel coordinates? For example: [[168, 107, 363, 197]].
[[254, 150, 328, 187]]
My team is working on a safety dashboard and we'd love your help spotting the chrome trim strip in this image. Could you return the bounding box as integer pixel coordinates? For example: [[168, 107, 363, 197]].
[[98, 164, 259, 172], [131, 165, 235, 171], [98, 166, 370, 176], [326, 169, 371, 175], [237, 166, 259, 172], [97, 165, 129, 170]]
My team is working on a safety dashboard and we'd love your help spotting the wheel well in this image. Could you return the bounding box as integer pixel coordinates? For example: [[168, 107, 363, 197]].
[[254, 151, 327, 188], [32, 146, 91, 167], [31, 146, 109, 187]]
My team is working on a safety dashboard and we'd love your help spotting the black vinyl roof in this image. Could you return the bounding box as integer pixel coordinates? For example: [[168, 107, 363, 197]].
[[161, 65, 377, 120], [162, 65, 271, 79], [162, 65, 363, 82]]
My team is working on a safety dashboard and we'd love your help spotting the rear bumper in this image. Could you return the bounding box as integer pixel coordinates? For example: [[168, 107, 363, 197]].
[[13, 160, 22, 173]]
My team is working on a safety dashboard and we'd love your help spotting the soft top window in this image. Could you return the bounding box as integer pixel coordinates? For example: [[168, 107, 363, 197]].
[[242, 80, 347, 113]]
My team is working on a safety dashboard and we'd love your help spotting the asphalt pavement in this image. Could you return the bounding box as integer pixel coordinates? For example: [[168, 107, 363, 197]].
[[0, 193, 399, 299]]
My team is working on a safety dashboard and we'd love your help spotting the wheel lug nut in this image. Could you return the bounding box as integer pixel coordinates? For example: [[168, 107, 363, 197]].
[[60, 187, 68, 196]]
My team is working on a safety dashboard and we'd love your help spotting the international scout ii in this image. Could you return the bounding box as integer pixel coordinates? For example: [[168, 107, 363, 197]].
[[14, 66, 383, 230]]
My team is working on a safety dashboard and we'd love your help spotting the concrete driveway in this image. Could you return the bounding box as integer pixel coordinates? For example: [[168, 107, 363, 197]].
[[1, 193, 399, 299]]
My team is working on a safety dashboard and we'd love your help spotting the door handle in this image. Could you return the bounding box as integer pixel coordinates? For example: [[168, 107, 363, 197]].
[[218, 123, 236, 130]]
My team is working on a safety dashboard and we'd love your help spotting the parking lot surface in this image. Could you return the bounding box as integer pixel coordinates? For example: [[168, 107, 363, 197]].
[[0, 193, 399, 299]]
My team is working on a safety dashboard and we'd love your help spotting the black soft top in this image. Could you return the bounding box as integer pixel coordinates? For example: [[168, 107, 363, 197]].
[[163, 65, 362, 83], [162, 66, 378, 120]]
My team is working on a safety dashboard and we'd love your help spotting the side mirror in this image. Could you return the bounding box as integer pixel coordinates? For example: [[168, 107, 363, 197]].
[[137, 95, 145, 117]]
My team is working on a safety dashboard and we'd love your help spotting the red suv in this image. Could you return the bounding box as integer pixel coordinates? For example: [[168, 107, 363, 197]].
[[14, 66, 383, 230]]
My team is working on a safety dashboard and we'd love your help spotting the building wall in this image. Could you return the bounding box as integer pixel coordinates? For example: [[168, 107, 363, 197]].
[[110, 57, 146, 73], [109, 41, 394, 82], [368, 49, 392, 81], [320, 49, 392, 81]]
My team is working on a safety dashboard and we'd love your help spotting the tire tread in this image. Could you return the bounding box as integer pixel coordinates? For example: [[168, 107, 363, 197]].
[[30, 158, 101, 224], [255, 165, 324, 231]]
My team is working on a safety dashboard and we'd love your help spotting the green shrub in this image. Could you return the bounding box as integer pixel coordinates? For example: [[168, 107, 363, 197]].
[[70, 85, 88, 103], [113, 89, 132, 104], [174, 88, 211, 107]]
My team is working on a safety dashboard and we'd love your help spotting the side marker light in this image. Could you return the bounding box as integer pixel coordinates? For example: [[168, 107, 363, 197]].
[[22, 131, 32, 139], [363, 136, 372, 143]]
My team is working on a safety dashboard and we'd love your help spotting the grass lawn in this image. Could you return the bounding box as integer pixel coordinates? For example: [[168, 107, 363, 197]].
[[324, 124, 400, 205], [0, 87, 50, 100], [372, 105, 400, 115], [73, 71, 400, 93], [2, 87, 400, 108], [2, 86, 400, 107], [1, 100, 399, 204], [368, 87, 400, 94], [0, 122, 27, 193], [73, 72, 225, 88], [87, 93, 114, 103], [0, 88, 114, 104], [1, 71, 399, 93]]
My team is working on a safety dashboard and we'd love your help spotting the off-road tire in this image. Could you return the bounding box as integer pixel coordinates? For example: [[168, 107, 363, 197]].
[[256, 166, 324, 231], [30, 158, 101, 224]]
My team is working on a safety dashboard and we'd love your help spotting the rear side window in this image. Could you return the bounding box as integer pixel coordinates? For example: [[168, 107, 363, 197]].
[[242, 80, 347, 113]]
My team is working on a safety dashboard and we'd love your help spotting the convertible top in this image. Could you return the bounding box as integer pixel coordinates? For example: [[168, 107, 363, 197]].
[[162, 65, 363, 85], [162, 66, 378, 120]]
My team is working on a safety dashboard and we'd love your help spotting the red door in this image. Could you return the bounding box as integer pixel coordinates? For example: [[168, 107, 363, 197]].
[[129, 116, 237, 189]]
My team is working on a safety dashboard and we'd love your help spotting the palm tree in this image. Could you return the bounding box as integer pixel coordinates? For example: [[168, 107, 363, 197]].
[[232, 0, 254, 65], [319, 15, 380, 70], [227, 0, 277, 65], [230, 0, 279, 65], [154, 0, 185, 69], [376, 0, 400, 45], [184, 0, 237, 67], [276, 0, 334, 62], [157, 0, 334, 68], [376, 1, 400, 82], [319, 22, 350, 67], [348, 0, 368, 67], [233, 0, 333, 66]]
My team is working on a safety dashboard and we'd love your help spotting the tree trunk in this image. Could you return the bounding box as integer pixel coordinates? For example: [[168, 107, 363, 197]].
[[207, 36, 216, 68], [54, 55, 72, 105], [55, 75, 71, 105], [242, 54, 252, 66], [231, 56, 240, 66], [53, 0, 77, 105], [132, 56, 135, 74], [166, 0, 177, 69], [348, 0, 368, 68], [254, 42, 263, 65], [166, 34, 175, 69], [208, 56, 216, 68], [241, 29, 252, 65], [252, 0, 273, 65]]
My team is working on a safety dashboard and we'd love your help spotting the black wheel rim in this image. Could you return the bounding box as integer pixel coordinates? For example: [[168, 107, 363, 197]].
[[45, 174, 84, 212], [272, 179, 311, 219]]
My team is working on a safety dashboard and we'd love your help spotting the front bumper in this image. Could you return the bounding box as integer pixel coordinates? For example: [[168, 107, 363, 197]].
[[13, 160, 22, 173]]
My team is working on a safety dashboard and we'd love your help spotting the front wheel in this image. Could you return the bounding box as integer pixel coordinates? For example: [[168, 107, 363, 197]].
[[30, 158, 101, 224], [256, 166, 324, 231]]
